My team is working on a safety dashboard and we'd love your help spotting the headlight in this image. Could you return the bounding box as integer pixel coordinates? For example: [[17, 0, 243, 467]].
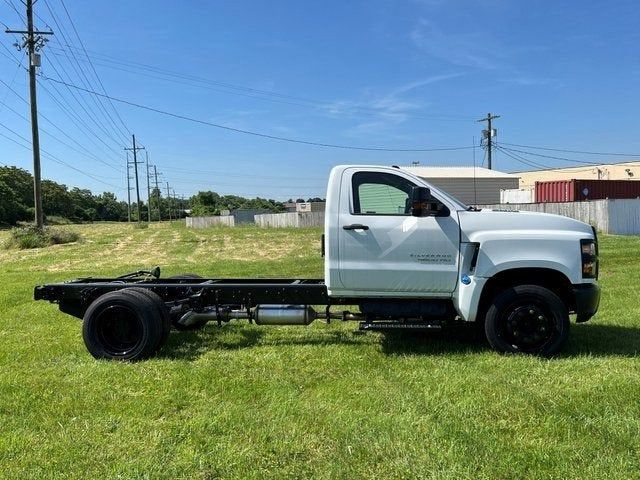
[[580, 239, 598, 279], [582, 260, 597, 278], [581, 241, 596, 256]]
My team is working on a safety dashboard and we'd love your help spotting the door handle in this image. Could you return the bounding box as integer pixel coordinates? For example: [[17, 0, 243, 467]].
[[343, 224, 369, 231]]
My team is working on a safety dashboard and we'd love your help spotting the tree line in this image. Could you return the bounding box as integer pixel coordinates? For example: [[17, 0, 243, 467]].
[[0, 166, 294, 226]]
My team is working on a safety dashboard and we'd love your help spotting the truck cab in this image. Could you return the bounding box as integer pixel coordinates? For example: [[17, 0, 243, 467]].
[[324, 165, 600, 354]]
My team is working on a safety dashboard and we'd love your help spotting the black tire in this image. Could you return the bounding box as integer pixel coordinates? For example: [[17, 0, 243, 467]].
[[120, 288, 171, 349], [168, 274, 209, 331], [484, 285, 569, 356], [82, 290, 164, 361]]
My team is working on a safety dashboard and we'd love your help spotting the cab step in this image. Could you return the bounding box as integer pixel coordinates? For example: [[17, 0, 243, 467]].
[[358, 321, 443, 331]]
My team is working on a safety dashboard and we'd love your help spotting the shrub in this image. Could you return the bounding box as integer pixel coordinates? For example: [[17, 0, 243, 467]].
[[45, 216, 72, 225], [9, 227, 47, 249], [4, 225, 81, 250], [48, 228, 81, 245]]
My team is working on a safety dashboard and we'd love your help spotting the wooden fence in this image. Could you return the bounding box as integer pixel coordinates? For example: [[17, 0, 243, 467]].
[[476, 198, 640, 235], [254, 212, 325, 228], [186, 216, 235, 228], [188, 199, 639, 234]]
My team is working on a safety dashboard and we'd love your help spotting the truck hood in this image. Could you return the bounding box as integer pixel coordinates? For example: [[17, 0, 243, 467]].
[[458, 209, 594, 242]]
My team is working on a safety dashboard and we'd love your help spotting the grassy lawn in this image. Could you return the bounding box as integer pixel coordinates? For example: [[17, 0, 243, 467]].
[[0, 222, 639, 479]]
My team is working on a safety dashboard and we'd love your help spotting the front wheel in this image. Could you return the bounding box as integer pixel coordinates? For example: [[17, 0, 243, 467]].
[[484, 285, 569, 356]]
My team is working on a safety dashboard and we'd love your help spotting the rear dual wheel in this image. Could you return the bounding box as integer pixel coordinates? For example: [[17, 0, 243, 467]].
[[82, 288, 170, 361], [484, 285, 569, 356]]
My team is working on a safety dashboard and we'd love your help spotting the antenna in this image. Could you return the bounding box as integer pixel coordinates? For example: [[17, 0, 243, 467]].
[[472, 136, 477, 205]]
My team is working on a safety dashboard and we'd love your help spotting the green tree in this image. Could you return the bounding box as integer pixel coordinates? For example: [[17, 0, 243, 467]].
[[0, 178, 29, 225], [96, 192, 127, 221], [0, 166, 33, 208], [42, 180, 73, 219], [69, 188, 98, 221]]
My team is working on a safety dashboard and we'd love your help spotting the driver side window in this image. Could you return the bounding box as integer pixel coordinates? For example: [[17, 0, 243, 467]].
[[352, 171, 415, 215]]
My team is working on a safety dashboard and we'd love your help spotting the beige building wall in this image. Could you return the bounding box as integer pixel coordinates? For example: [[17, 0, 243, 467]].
[[518, 161, 640, 188], [425, 177, 519, 204]]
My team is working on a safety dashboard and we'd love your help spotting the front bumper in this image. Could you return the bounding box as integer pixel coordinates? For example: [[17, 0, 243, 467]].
[[573, 283, 601, 323]]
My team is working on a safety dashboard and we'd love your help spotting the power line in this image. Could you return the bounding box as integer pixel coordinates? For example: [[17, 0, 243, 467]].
[[0, 118, 122, 188], [0, 50, 23, 116], [35, 82, 124, 169], [42, 49, 121, 145], [37, 65, 126, 159], [38, 75, 475, 153], [0, 75, 124, 171], [38, 74, 125, 161], [41, 34, 127, 150], [42, 0, 129, 144], [499, 146, 606, 166], [0, 88, 122, 172], [0, 119, 122, 184], [2, 0, 23, 23], [495, 145, 552, 170], [157, 164, 326, 181], [497, 146, 551, 169], [57, 0, 131, 138], [167, 177, 324, 189], [0, 40, 23, 65], [55, 52, 470, 122], [501, 145, 640, 169], [25, 5, 126, 153], [500, 141, 640, 158], [45, 43, 475, 122]]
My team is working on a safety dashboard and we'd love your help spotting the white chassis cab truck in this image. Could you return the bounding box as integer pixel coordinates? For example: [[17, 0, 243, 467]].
[[35, 165, 600, 360]]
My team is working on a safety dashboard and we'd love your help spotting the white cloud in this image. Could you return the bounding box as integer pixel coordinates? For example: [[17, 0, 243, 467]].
[[326, 74, 463, 138], [326, 73, 461, 118], [410, 19, 504, 70], [499, 76, 563, 88]]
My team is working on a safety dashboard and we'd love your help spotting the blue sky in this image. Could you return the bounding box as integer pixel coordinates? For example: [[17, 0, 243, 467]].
[[0, 0, 639, 200]]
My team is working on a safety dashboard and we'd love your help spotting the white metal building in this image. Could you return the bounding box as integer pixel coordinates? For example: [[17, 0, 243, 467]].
[[400, 166, 520, 205]]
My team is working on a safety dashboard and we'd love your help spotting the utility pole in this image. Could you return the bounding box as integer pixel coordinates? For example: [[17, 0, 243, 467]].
[[172, 190, 179, 219], [145, 151, 151, 223], [153, 165, 161, 221], [125, 153, 131, 222], [166, 182, 172, 221], [124, 135, 144, 223], [477, 113, 500, 170], [6, 0, 53, 229]]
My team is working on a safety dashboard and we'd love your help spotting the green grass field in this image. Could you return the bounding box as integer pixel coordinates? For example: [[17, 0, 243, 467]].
[[1, 222, 639, 479]]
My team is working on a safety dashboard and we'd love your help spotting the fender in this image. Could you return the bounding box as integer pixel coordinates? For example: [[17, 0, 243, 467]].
[[453, 233, 586, 322]]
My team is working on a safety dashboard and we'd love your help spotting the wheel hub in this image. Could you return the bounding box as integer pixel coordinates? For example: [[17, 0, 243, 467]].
[[95, 305, 143, 356], [504, 304, 553, 349]]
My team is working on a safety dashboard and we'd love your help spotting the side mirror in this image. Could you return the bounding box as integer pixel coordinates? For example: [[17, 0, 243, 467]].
[[410, 186, 439, 217]]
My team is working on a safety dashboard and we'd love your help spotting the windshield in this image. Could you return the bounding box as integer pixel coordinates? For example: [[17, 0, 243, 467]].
[[433, 187, 471, 211], [409, 174, 470, 211]]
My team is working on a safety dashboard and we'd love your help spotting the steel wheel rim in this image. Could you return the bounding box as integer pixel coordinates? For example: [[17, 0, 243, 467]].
[[95, 304, 143, 356], [499, 299, 556, 352]]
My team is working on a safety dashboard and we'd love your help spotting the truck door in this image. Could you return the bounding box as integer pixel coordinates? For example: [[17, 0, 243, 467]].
[[338, 169, 460, 295]]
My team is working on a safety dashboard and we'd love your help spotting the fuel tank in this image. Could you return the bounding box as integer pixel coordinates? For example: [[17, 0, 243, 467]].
[[253, 305, 316, 325]]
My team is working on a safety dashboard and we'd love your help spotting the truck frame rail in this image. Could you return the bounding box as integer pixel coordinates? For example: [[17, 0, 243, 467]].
[[35, 275, 336, 319]]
